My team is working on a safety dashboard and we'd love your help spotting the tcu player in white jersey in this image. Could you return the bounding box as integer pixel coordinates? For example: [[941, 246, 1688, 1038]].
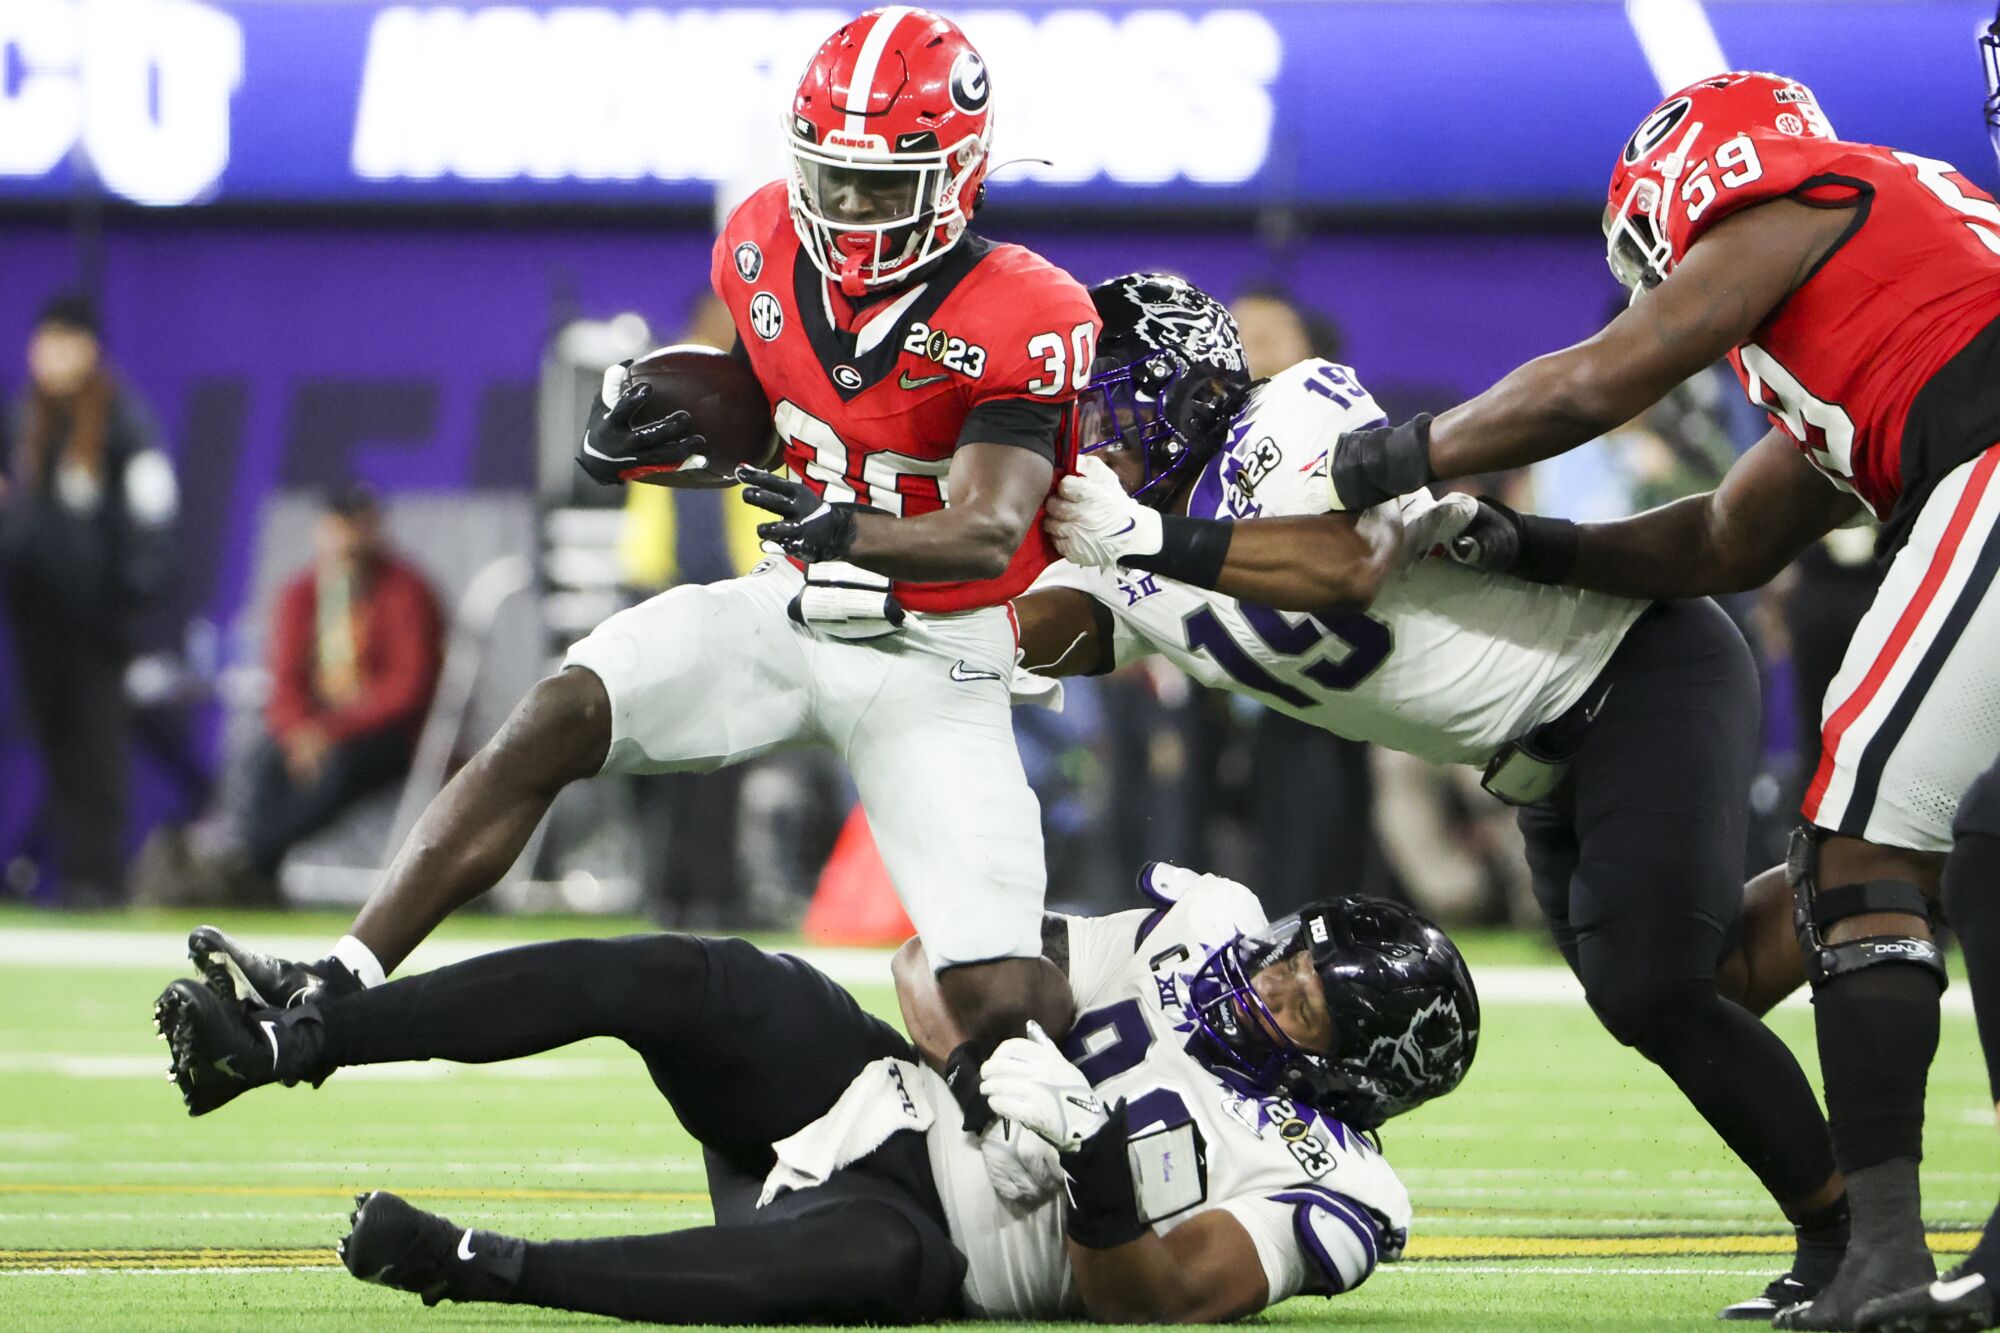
[[148, 864, 1474, 1323], [1024, 274, 1851, 1321]]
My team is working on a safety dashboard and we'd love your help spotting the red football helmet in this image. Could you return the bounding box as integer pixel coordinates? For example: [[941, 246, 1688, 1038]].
[[1604, 71, 1835, 292], [787, 7, 994, 297]]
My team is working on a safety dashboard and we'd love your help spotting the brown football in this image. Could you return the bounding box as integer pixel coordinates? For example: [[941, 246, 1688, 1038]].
[[623, 344, 777, 489]]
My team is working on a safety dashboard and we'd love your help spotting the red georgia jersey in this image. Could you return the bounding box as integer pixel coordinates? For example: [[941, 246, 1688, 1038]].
[[1667, 135, 2000, 525], [711, 181, 1099, 613]]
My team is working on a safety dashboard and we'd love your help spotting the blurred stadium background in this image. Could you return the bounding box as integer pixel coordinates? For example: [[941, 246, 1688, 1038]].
[[3, 3, 2000, 1327], [3, 0, 1993, 931]]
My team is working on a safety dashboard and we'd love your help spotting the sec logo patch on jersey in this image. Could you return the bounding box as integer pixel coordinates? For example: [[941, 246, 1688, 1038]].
[[750, 292, 784, 341]]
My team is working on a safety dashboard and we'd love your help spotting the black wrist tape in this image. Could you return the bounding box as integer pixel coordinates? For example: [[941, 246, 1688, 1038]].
[[1060, 1100, 1147, 1250], [942, 1041, 995, 1134], [1332, 414, 1435, 510], [1513, 513, 1579, 584], [1124, 515, 1233, 589]]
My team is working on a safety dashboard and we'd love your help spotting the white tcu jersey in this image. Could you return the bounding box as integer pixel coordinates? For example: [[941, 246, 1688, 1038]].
[[919, 873, 1411, 1317], [1036, 360, 1648, 764]]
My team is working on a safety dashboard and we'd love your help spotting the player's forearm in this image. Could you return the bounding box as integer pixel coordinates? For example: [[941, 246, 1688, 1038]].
[[1566, 496, 1759, 598], [1066, 1222, 1265, 1323], [1141, 514, 1388, 613], [1426, 348, 1637, 483], [843, 503, 1028, 582]]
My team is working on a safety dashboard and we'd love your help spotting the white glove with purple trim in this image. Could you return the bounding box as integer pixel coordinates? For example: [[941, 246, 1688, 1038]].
[[1045, 456, 1162, 569], [980, 1021, 1108, 1153], [979, 1114, 1066, 1207]]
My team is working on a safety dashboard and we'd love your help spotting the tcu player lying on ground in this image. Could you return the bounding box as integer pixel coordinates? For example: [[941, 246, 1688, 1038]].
[[152, 864, 1476, 1325], [1023, 272, 1844, 1322], [171, 6, 1103, 1136]]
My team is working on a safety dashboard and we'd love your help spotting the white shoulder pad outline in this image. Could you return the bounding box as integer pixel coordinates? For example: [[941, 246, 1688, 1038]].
[[1272, 1185, 1388, 1294]]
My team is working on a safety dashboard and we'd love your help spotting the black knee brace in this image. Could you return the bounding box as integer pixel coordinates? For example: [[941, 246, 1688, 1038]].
[[1787, 827, 1947, 990]]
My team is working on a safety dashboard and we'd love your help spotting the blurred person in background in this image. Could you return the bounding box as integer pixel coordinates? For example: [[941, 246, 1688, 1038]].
[[1225, 286, 1397, 911], [234, 485, 442, 896], [1230, 286, 1409, 913], [0, 293, 178, 906]]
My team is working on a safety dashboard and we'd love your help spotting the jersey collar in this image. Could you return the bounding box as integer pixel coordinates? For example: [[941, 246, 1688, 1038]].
[[792, 232, 995, 402]]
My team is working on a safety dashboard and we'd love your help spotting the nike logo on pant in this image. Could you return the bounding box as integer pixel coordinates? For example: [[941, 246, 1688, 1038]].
[[949, 660, 1004, 683], [457, 1229, 478, 1261]]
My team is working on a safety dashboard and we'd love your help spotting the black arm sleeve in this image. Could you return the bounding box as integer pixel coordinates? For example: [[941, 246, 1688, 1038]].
[[956, 396, 1064, 462]]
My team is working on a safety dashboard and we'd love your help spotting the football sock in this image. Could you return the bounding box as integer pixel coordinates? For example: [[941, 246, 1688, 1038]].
[[332, 935, 386, 988], [1791, 1193, 1850, 1283], [506, 1203, 940, 1323], [316, 935, 708, 1071], [1962, 1198, 2000, 1282], [1632, 989, 1839, 1207], [1943, 826, 2000, 1105], [1813, 961, 1940, 1173]]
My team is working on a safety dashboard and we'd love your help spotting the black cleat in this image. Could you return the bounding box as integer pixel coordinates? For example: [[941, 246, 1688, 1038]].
[[188, 925, 360, 1009], [1723, 1272, 1820, 1321], [1857, 1265, 2000, 1333], [1777, 1239, 1938, 1329], [340, 1191, 523, 1307], [153, 979, 279, 1116]]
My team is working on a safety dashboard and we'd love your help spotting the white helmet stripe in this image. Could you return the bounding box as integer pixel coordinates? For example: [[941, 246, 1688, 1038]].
[[844, 6, 917, 138]]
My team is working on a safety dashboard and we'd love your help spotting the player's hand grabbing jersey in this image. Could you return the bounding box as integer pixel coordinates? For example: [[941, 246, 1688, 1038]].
[[1036, 360, 1646, 764], [712, 181, 1100, 612], [916, 865, 1412, 1317], [1656, 132, 2000, 551]]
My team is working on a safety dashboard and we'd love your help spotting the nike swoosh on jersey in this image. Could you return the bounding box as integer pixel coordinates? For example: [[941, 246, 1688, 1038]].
[[457, 1229, 478, 1261], [260, 1020, 279, 1063], [949, 660, 1004, 683], [899, 371, 950, 390]]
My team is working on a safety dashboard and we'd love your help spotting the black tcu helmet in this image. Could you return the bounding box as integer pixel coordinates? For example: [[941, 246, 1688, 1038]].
[[1187, 897, 1480, 1130], [1079, 273, 1253, 499], [1985, 5, 2000, 170]]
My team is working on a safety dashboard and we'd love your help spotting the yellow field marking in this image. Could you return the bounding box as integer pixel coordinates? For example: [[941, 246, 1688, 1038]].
[[0, 1183, 705, 1204], [3, 1234, 1978, 1272], [1407, 1233, 1977, 1260]]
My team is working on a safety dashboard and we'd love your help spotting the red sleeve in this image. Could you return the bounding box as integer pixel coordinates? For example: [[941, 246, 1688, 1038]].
[[964, 254, 1102, 409], [1672, 133, 1870, 262], [318, 563, 445, 745], [263, 574, 321, 742]]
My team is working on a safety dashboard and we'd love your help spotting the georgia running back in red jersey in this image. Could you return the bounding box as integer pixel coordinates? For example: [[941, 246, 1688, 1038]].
[[712, 181, 1099, 614], [1616, 78, 2000, 550]]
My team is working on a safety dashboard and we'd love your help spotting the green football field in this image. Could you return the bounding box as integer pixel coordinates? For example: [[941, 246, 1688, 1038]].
[[2, 905, 1995, 1330]]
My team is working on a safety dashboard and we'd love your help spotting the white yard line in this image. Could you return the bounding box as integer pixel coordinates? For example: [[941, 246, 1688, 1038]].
[[3, 926, 1973, 1013]]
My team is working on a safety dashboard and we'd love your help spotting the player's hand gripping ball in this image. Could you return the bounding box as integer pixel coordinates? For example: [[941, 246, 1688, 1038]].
[[577, 346, 775, 490]]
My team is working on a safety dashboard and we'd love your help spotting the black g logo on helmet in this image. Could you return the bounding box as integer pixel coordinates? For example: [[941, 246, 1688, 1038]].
[[949, 50, 989, 114], [1623, 96, 1692, 165]]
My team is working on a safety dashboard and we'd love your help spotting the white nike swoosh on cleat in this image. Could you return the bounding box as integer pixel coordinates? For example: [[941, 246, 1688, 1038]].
[[457, 1229, 478, 1261], [260, 1020, 280, 1063], [1931, 1272, 1988, 1301]]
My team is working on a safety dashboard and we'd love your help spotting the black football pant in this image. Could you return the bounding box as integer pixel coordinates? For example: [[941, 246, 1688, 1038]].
[[10, 622, 129, 903], [1518, 599, 1838, 1212], [312, 933, 965, 1323], [242, 727, 413, 878]]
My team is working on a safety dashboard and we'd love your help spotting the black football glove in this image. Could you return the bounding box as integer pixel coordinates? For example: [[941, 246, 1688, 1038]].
[[576, 362, 709, 486], [1447, 497, 1579, 584], [735, 465, 862, 563]]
